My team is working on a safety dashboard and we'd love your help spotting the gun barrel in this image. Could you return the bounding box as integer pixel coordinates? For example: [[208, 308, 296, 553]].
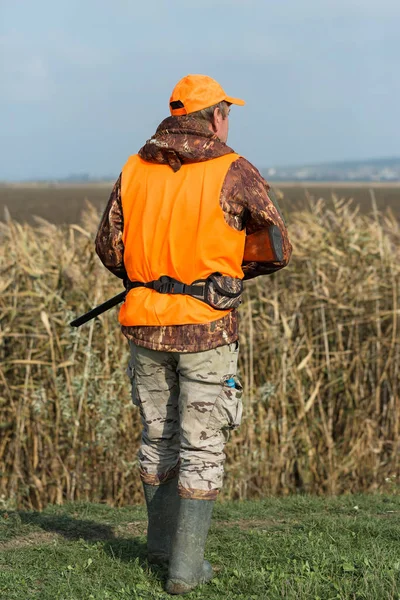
[[70, 291, 126, 328]]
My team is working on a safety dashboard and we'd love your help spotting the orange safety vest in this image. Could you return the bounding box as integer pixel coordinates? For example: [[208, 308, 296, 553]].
[[119, 153, 245, 327]]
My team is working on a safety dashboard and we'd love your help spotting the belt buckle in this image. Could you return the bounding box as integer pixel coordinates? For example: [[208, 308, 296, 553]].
[[172, 282, 184, 294], [158, 281, 172, 294], [153, 276, 171, 293]]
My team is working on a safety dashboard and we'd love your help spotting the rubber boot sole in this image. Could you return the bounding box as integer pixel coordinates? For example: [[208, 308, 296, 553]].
[[166, 560, 213, 595]]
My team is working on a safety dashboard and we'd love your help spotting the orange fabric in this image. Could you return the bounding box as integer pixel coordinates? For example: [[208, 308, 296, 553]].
[[169, 74, 245, 116], [119, 153, 245, 327]]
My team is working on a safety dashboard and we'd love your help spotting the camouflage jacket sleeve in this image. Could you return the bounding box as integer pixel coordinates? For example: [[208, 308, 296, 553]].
[[224, 158, 292, 280], [94, 174, 127, 280]]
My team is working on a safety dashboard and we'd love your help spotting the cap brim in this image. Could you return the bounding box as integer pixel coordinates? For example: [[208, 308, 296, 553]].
[[225, 96, 245, 106]]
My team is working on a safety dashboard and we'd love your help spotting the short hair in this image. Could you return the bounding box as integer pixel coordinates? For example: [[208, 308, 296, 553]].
[[190, 100, 230, 123]]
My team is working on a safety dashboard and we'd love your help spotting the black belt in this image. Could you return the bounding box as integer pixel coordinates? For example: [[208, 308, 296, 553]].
[[127, 275, 206, 299]]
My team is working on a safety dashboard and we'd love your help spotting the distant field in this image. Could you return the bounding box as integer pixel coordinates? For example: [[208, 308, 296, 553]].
[[0, 182, 114, 225], [0, 181, 399, 224], [276, 181, 400, 218]]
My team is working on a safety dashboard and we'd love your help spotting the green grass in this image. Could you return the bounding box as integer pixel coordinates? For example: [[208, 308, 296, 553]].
[[1, 495, 400, 599]]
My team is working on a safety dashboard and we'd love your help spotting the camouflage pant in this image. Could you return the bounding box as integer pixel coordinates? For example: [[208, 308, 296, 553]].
[[127, 341, 243, 500]]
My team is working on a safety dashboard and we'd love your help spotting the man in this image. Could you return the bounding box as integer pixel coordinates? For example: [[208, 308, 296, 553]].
[[95, 74, 292, 595]]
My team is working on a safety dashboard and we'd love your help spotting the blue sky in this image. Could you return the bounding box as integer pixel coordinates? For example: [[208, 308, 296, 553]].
[[1, 0, 399, 180]]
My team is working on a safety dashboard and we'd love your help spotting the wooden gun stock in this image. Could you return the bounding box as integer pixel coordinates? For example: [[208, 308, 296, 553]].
[[243, 225, 284, 263]]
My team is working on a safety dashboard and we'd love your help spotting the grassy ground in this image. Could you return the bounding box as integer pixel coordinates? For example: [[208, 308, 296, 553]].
[[1, 495, 400, 599]]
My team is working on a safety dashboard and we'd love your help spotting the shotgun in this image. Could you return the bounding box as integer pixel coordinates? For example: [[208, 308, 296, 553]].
[[70, 225, 283, 328], [70, 291, 126, 327]]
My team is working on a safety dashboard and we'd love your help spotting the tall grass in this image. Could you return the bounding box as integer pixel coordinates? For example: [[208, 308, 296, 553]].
[[1, 197, 399, 509]]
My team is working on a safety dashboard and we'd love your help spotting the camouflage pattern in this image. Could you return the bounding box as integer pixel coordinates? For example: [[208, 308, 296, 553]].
[[138, 115, 233, 172], [204, 274, 243, 310], [127, 341, 242, 500], [95, 114, 292, 352], [123, 311, 238, 353], [96, 173, 125, 280]]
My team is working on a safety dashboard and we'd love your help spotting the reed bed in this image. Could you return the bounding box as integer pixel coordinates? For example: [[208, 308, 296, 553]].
[[1, 197, 399, 509]]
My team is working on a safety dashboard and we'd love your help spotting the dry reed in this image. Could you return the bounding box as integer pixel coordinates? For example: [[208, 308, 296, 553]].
[[1, 196, 399, 509]]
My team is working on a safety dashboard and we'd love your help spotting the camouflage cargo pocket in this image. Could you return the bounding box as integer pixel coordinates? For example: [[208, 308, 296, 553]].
[[208, 377, 243, 431]]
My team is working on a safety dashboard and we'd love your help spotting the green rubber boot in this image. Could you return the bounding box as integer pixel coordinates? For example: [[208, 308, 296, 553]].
[[165, 498, 215, 595], [143, 477, 180, 566]]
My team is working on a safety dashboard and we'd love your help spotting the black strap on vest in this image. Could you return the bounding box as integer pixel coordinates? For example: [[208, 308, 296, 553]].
[[127, 275, 206, 299]]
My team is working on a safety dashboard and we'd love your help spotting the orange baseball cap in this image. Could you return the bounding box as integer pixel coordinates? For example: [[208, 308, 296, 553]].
[[169, 74, 245, 116]]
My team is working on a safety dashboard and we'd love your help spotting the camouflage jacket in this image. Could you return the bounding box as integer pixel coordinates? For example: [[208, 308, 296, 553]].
[[95, 115, 292, 352]]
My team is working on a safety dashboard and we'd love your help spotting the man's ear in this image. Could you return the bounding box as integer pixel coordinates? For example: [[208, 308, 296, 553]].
[[211, 107, 221, 132]]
